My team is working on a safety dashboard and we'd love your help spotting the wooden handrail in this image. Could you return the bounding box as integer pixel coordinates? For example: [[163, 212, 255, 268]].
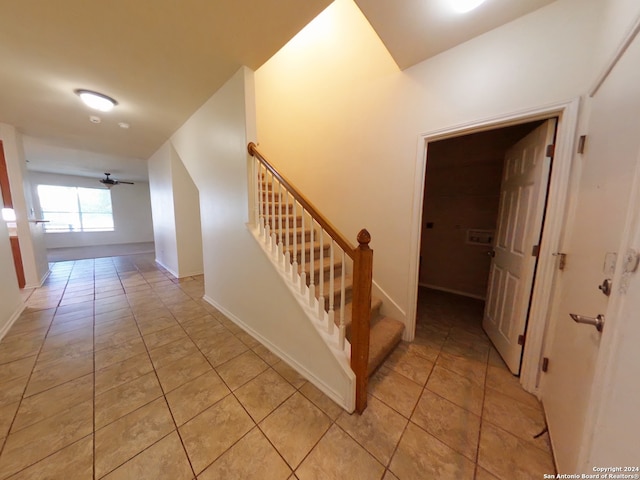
[[248, 142, 356, 257], [248, 142, 372, 413]]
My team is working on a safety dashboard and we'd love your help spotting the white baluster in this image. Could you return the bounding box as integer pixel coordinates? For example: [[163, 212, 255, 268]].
[[300, 207, 306, 295], [327, 240, 335, 334], [308, 218, 316, 307], [285, 190, 291, 273], [270, 172, 276, 254], [339, 249, 346, 350], [256, 161, 263, 235], [292, 200, 299, 286], [317, 229, 325, 320], [278, 181, 283, 261]]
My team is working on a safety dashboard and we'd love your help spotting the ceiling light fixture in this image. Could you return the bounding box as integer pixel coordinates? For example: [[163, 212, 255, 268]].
[[75, 89, 117, 112], [449, 0, 487, 13]]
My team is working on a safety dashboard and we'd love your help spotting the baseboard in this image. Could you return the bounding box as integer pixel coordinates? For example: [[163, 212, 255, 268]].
[[420, 283, 486, 301], [154, 258, 179, 278], [24, 268, 51, 289], [0, 302, 26, 341], [202, 294, 355, 413]]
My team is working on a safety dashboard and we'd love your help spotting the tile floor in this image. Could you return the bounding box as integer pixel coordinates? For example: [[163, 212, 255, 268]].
[[0, 254, 556, 479]]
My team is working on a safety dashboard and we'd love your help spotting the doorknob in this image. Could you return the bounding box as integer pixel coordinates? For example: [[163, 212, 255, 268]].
[[569, 313, 604, 333], [487, 250, 495, 258]]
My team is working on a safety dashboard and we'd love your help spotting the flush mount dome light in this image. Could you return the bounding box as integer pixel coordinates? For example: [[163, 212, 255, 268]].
[[449, 0, 487, 13], [75, 89, 117, 112]]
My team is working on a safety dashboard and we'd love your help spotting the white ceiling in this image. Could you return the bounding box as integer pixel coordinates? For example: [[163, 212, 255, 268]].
[[354, 0, 557, 69], [1, 0, 557, 181]]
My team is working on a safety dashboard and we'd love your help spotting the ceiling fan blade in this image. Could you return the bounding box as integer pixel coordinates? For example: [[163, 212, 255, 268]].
[[118, 181, 135, 185]]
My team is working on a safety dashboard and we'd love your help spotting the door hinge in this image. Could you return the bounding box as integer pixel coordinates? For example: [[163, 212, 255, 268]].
[[553, 252, 567, 270], [546, 144, 555, 158], [542, 357, 550, 372], [518, 334, 526, 346], [532, 245, 540, 257]]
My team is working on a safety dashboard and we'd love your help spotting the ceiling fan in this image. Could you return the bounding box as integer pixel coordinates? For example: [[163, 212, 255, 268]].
[[99, 173, 134, 188]]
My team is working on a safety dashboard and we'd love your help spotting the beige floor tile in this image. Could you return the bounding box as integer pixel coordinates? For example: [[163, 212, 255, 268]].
[[0, 399, 93, 479], [203, 336, 249, 367], [0, 402, 19, 440], [101, 432, 193, 480], [411, 389, 481, 461], [179, 394, 253, 474], [95, 352, 154, 395], [94, 397, 175, 478], [147, 337, 199, 370], [485, 366, 540, 409], [488, 347, 508, 369], [260, 392, 331, 469], [13, 373, 94, 432], [271, 361, 307, 389], [155, 350, 212, 393], [426, 365, 484, 416], [384, 345, 435, 386], [0, 336, 42, 365], [37, 336, 94, 366], [166, 370, 230, 425], [296, 424, 385, 480], [403, 340, 440, 362], [216, 350, 269, 390], [25, 352, 94, 396], [336, 395, 407, 465], [142, 324, 189, 350], [131, 315, 178, 336], [94, 318, 138, 338], [94, 337, 147, 371], [0, 356, 36, 383], [436, 350, 487, 387], [382, 470, 399, 480], [368, 367, 423, 418], [482, 388, 547, 449], [475, 466, 501, 480], [235, 369, 295, 422], [252, 344, 282, 365], [0, 377, 28, 408], [236, 331, 260, 348], [94, 328, 141, 352], [389, 422, 475, 480], [199, 427, 292, 480], [441, 338, 490, 363], [4, 435, 93, 480], [95, 372, 163, 428], [477, 422, 555, 480], [299, 382, 344, 420], [48, 318, 93, 337]]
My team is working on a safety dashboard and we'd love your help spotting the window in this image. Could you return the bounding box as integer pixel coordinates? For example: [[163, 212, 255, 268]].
[[37, 185, 114, 232]]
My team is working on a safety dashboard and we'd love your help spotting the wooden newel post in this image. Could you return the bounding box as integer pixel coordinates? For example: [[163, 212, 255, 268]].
[[351, 228, 373, 414]]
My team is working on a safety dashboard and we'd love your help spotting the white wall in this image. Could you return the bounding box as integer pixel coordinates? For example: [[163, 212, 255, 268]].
[[29, 171, 154, 249], [172, 150, 203, 276], [148, 142, 203, 277], [254, 0, 603, 326], [165, 67, 355, 410], [148, 142, 180, 275], [0, 218, 23, 339], [0, 124, 49, 287]]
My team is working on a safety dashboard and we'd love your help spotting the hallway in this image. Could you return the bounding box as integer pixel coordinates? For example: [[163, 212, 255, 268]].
[[0, 257, 554, 479]]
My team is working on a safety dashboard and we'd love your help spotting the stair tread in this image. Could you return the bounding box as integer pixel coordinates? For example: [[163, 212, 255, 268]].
[[367, 316, 405, 375]]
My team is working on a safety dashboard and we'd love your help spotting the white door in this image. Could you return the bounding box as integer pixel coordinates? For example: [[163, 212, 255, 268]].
[[483, 120, 556, 374], [542, 31, 640, 471]]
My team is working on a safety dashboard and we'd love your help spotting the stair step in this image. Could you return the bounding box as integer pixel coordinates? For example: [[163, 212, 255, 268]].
[[285, 241, 331, 264], [266, 215, 303, 229], [366, 316, 405, 375], [299, 256, 344, 286], [344, 297, 383, 337], [272, 228, 317, 244], [262, 203, 294, 214], [319, 273, 353, 311]]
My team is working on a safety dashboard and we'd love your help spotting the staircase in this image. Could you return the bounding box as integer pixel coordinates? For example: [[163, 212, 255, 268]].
[[248, 143, 404, 413]]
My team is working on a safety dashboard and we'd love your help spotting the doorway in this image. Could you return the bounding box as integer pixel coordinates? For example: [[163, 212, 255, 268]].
[[419, 120, 551, 374], [407, 100, 580, 394]]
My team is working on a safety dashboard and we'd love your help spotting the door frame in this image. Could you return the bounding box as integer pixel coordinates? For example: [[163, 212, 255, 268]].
[[406, 98, 580, 394]]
